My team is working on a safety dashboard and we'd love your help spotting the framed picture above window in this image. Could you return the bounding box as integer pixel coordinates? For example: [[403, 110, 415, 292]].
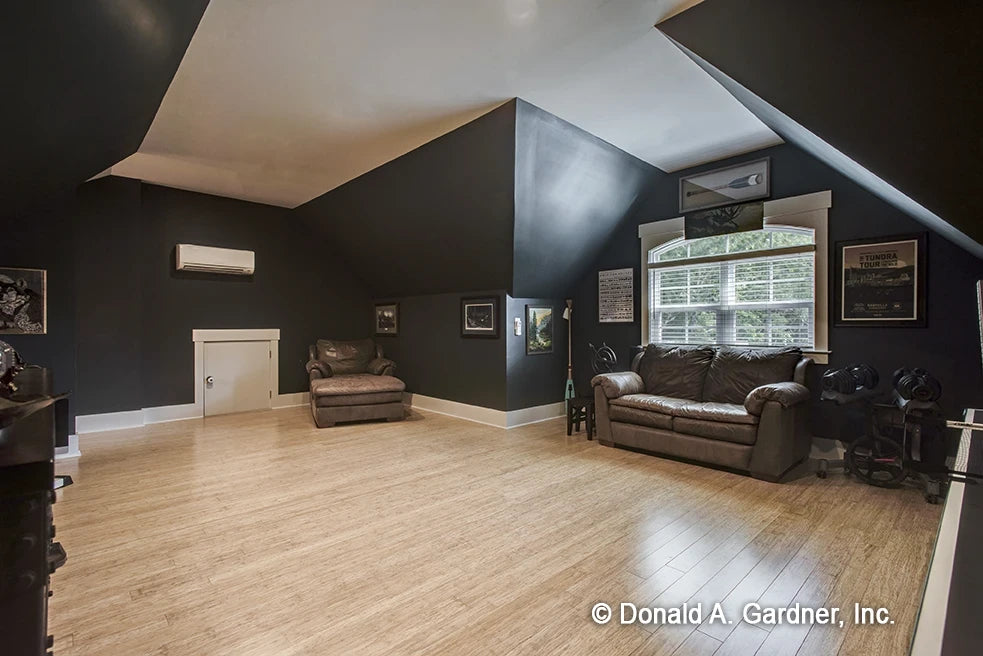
[[679, 157, 770, 214], [461, 296, 498, 338], [525, 305, 553, 355], [374, 302, 398, 336], [835, 233, 926, 327]]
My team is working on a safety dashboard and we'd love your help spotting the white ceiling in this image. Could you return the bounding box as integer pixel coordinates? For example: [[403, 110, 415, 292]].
[[109, 0, 780, 208]]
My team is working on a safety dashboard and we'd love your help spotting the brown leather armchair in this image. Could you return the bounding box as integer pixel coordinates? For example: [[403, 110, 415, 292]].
[[305, 338, 405, 427], [592, 344, 813, 482]]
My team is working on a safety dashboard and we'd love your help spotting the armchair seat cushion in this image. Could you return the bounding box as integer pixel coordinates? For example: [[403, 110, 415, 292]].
[[673, 401, 759, 425], [311, 374, 405, 397]]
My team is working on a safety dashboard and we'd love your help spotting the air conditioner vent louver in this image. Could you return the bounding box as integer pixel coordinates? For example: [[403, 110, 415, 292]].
[[176, 244, 255, 275]]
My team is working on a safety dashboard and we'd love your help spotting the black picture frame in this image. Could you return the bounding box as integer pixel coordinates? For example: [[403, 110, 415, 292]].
[[374, 302, 399, 336], [834, 233, 927, 327], [525, 304, 553, 355], [679, 157, 770, 214], [0, 267, 47, 334], [461, 296, 499, 338]]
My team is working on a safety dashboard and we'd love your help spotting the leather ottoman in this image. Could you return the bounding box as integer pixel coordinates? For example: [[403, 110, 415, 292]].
[[310, 374, 406, 427]]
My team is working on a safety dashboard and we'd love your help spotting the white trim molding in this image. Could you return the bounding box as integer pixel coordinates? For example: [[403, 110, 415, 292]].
[[403, 393, 565, 429], [274, 392, 310, 409], [54, 434, 81, 460], [638, 190, 831, 364], [192, 328, 280, 342]]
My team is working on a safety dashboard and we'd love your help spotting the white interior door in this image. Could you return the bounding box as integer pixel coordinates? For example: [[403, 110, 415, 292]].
[[203, 340, 272, 416]]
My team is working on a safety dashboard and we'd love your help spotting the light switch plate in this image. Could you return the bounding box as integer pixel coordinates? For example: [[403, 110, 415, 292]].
[[514, 317, 522, 336]]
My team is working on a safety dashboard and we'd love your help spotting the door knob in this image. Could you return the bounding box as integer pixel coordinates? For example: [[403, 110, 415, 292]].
[[205, 376, 214, 386]]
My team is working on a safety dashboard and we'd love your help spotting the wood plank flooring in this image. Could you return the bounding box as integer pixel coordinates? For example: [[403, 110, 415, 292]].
[[50, 406, 941, 655]]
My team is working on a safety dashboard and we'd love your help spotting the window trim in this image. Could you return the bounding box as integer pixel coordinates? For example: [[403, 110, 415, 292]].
[[638, 190, 831, 364]]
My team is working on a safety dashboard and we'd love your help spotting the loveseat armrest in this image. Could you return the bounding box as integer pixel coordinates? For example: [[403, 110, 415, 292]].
[[306, 358, 333, 381], [591, 372, 644, 399], [367, 357, 396, 376], [744, 381, 810, 416]]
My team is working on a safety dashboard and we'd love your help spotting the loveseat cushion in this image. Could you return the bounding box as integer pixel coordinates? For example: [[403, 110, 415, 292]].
[[673, 401, 759, 425], [672, 417, 758, 445], [611, 394, 691, 415], [637, 344, 716, 400], [315, 338, 376, 375], [609, 405, 674, 430], [311, 373, 405, 396], [702, 346, 801, 405]]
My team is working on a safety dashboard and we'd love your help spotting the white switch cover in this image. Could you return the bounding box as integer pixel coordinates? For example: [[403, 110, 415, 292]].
[[513, 317, 522, 336]]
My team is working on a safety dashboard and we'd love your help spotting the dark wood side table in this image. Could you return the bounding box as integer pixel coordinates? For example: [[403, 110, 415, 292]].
[[567, 396, 594, 439]]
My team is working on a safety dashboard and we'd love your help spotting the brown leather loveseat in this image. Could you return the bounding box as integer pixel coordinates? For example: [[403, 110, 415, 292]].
[[592, 344, 813, 481], [306, 338, 405, 427]]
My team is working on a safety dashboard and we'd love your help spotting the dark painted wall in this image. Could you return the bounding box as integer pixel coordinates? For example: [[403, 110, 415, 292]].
[[137, 183, 372, 406], [571, 143, 983, 436], [294, 102, 517, 298], [512, 100, 660, 298], [9, 177, 372, 427], [2, 2, 210, 215], [506, 296, 569, 411], [75, 177, 144, 415], [659, 1, 983, 246], [374, 291, 508, 410], [0, 193, 78, 435]]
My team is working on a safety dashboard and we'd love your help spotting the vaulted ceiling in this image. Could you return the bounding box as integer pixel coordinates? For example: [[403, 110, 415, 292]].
[[106, 0, 779, 207]]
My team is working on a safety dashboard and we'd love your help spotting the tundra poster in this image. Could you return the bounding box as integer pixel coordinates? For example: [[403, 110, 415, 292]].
[[840, 237, 922, 323]]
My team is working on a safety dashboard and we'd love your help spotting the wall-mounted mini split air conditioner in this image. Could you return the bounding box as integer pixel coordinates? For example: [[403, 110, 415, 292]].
[[175, 244, 255, 275]]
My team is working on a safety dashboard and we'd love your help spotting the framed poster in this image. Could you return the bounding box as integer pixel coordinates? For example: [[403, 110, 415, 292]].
[[598, 268, 634, 323], [374, 302, 398, 336], [835, 233, 926, 327], [0, 267, 47, 334], [525, 305, 553, 355], [679, 157, 770, 213], [461, 296, 499, 338]]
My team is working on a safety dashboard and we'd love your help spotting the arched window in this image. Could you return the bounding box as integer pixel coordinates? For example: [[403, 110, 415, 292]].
[[646, 226, 816, 348]]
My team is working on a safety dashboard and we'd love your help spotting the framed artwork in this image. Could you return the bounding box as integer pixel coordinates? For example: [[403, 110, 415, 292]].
[[684, 200, 764, 239], [0, 267, 47, 334], [461, 296, 498, 337], [679, 157, 770, 213], [374, 302, 398, 336], [598, 268, 634, 323], [525, 305, 553, 355], [835, 233, 926, 327]]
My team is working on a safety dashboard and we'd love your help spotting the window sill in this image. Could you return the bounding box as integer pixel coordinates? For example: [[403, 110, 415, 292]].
[[803, 350, 830, 365]]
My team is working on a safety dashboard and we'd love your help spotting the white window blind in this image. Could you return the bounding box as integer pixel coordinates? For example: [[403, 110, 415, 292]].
[[647, 228, 816, 349]]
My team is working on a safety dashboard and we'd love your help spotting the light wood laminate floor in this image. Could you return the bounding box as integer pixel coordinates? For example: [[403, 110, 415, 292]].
[[51, 406, 941, 656]]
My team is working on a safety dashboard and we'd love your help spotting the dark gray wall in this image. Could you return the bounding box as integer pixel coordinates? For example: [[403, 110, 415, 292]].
[[374, 291, 508, 410], [0, 192, 78, 436], [294, 102, 517, 298], [506, 296, 569, 411], [2, 1, 210, 216], [512, 100, 660, 298], [572, 143, 983, 436], [658, 1, 983, 247], [137, 183, 372, 407], [75, 177, 144, 415]]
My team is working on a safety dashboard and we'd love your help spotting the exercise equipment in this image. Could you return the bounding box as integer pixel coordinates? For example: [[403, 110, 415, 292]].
[[892, 367, 943, 402], [821, 363, 879, 395]]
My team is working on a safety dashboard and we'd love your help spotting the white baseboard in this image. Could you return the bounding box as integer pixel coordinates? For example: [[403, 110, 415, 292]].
[[403, 393, 564, 429], [54, 434, 81, 460], [506, 402, 566, 428], [274, 391, 309, 408], [144, 403, 201, 424], [75, 410, 145, 434]]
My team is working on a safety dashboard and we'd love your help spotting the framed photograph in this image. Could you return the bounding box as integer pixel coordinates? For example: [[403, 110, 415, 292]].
[[525, 305, 553, 355], [461, 296, 498, 337], [598, 268, 634, 323], [835, 233, 926, 327], [374, 302, 398, 336], [0, 267, 47, 334], [679, 157, 770, 213]]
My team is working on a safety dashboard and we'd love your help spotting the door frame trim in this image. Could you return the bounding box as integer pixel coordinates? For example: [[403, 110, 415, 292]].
[[193, 328, 280, 417]]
